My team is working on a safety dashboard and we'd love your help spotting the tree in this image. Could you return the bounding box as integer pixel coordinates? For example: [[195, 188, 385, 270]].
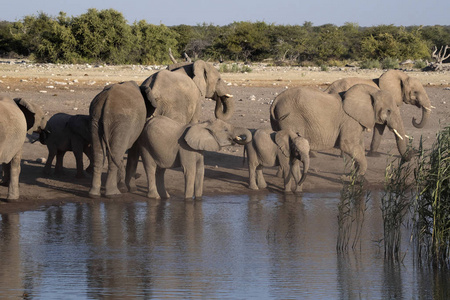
[[71, 8, 134, 63], [131, 21, 179, 65]]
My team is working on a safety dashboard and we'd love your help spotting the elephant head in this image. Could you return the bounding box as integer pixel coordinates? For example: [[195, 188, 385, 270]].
[[13, 98, 47, 134], [184, 119, 252, 151], [275, 130, 310, 186], [342, 84, 409, 159], [170, 60, 235, 121], [378, 70, 432, 129]]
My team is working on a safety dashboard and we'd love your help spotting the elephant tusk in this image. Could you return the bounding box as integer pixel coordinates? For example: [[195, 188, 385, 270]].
[[424, 106, 432, 112], [393, 129, 403, 140], [405, 134, 413, 140], [225, 94, 233, 98], [365, 128, 371, 132], [235, 136, 242, 141]]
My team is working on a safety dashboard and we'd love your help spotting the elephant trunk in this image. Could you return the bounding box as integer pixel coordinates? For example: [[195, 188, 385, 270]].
[[298, 156, 309, 187], [214, 95, 235, 121], [233, 127, 252, 145], [412, 105, 431, 129]]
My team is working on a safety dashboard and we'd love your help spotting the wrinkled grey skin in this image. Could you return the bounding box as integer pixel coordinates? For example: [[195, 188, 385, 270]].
[[270, 85, 409, 177], [89, 81, 148, 198], [0, 97, 46, 201], [138, 116, 252, 200], [325, 70, 432, 156], [39, 113, 93, 178], [140, 60, 234, 124], [245, 128, 310, 193]]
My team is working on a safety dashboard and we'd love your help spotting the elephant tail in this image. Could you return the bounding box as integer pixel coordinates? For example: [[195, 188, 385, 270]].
[[99, 99, 125, 172], [242, 145, 248, 166]]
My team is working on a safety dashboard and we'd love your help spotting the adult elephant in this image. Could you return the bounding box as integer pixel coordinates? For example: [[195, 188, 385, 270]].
[[325, 70, 432, 156], [0, 97, 47, 201], [89, 81, 148, 198], [270, 85, 409, 177], [140, 60, 234, 124]]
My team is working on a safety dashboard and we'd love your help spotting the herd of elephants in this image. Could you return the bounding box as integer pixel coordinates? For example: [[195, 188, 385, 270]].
[[0, 60, 433, 202]]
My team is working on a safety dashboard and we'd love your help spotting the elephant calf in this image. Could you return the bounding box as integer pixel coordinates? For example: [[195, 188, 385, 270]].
[[39, 113, 93, 178], [245, 129, 310, 193], [138, 116, 252, 200]]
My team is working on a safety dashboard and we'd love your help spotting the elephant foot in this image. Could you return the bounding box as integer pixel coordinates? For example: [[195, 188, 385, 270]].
[[88, 187, 101, 198], [367, 151, 381, 157], [248, 184, 259, 190], [105, 192, 122, 199], [194, 196, 203, 201], [147, 192, 161, 200], [284, 190, 294, 195], [6, 196, 19, 203]]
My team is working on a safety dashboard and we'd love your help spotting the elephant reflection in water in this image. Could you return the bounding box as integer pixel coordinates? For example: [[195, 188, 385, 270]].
[[0, 214, 23, 296]]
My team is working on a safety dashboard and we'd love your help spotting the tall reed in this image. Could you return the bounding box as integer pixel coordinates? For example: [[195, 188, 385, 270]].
[[337, 160, 369, 252], [413, 126, 450, 267], [381, 152, 414, 261]]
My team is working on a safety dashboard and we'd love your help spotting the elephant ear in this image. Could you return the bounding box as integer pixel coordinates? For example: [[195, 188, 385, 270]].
[[14, 98, 36, 132], [274, 130, 291, 158], [342, 85, 376, 130], [192, 60, 207, 97], [184, 122, 220, 151]]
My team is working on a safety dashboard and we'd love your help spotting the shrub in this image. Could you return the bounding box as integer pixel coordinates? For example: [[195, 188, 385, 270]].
[[360, 59, 380, 69], [381, 57, 400, 69]]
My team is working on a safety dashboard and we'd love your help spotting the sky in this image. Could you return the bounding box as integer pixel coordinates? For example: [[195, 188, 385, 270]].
[[1, 0, 449, 27]]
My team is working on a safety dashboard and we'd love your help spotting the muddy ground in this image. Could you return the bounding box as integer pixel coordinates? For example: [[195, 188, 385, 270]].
[[0, 62, 449, 213]]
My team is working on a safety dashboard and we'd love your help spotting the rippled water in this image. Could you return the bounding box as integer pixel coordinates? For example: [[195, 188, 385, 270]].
[[1, 192, 449, 299]]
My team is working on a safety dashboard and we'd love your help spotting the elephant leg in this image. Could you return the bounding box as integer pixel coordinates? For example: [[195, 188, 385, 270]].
[[367, 123, 386, 157], [156, 166, 170, 199], [43, 147, 56, 175], [83, 144, 94, 174], [125, 142, 140, 193], [140, 148, 160, 199], [279, 159, 293, 194], [89, 123, 103, 198], [248, 161, 259, 190], [256, 166, 267, 189], [54, 151, 66, 175], [183, 165, 196, 200], [194, 158, 204, 199], [7, 152, 21, 201], [104, 153, 122, 198], [1, 162, 11, 186], [291, 160, 302, 192], [341, 143, 367, 178], [72, 142, 85, 178]]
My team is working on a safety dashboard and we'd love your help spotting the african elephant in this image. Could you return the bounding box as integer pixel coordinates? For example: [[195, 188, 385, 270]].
[[39, 113, 93, 178], [325, 70, 432, 156], [138, 116, 252, 200], [0, 97, 46, 201], [140, 60, 234, 124], [245, 128, 310, 193], [270, 84, 409, 177], [89, 81, 148, 198]]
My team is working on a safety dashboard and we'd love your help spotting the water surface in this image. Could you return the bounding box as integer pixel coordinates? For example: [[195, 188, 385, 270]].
[[0, 192, 449, 299]]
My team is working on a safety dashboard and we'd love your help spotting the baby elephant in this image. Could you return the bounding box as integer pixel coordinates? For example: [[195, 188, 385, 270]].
[[138, 116, 252, 200], [40, 113, 93, 178], [245, 128, 310, 193]]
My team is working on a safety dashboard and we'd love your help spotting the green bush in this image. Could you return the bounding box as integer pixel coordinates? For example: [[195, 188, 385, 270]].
[[360, 59, 380, 69], [381, 57, 400, 69]]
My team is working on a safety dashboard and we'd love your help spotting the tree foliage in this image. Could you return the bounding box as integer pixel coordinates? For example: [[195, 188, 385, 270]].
[[0, 9, 448, 66]]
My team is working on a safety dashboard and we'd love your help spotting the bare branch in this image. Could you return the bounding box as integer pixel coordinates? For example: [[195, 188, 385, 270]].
[[168, 48, 177, 64]]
